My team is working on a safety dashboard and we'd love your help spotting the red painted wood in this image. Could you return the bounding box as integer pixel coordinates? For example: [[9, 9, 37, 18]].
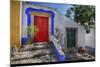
[[33, 16, 49, 42]]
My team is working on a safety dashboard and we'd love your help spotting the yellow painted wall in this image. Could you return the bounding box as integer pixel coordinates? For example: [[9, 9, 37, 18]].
[[11, 1, 20, 48], [30, 12, 51, 17]]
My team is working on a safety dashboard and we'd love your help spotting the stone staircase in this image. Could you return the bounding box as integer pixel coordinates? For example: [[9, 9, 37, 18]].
[[11, 43, 57, 64]]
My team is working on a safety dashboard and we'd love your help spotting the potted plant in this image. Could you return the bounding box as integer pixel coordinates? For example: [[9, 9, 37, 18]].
[[27, 24, 39, 45]]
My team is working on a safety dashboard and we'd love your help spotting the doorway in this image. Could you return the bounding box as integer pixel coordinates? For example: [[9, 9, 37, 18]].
[[66, 28, 77, 48], [33, 16, 49, 43]]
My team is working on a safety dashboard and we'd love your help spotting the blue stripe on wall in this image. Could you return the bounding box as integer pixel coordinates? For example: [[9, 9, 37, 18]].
[[21, 37, 28, 45], [27, 14, 31, 26]]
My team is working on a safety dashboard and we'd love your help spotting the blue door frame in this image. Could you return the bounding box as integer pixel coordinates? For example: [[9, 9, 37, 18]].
[[21, 7, 55, 45]]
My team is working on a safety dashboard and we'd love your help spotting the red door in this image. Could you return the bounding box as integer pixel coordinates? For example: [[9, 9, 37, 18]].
[[33, 16, 49, 43]]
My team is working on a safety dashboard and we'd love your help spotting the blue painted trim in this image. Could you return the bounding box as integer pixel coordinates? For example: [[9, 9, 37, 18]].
[[25, 7, 55, 35], [27, 14, 31, 26], [21, 7, 55, 45], [51, 16, 54, 35], [21, 37, 28, 45], [50, 42, 65, 61]]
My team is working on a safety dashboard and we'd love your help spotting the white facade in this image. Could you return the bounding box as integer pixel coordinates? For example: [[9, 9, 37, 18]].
[[21, 2, 86, 55], [85, 28, 95, 48]]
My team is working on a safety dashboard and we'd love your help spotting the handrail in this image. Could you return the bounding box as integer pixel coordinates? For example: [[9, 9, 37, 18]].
[[50, 36, 65, 61]]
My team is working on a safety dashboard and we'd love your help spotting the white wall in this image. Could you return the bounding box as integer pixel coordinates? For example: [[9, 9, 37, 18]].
[[22, 2, 86, 49], [85, 28, 95, 48], [21, 2, 28, 38], [54, 13, 86, 48]]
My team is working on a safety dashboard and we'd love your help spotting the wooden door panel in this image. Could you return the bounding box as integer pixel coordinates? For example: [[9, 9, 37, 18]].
[[33, 16, 49, 42], [67, 29, 76, 48]]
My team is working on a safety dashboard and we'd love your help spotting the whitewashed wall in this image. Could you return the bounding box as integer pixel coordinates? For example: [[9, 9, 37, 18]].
[[21, 2, 28, 38], [55, 13, 86, 48], [22, 2, 86, 50], [85, 28, 95, 48]]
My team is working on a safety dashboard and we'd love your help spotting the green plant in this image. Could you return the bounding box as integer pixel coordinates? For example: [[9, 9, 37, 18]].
[[65, 5, 95, 33], [27, 24, 35, 44]]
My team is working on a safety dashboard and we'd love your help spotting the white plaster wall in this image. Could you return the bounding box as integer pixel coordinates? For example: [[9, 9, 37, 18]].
[[21, 2, 28, 38], [54, 13, 85, 48], [77, 25, 85, 48], [85, 28, 95, 48], [22, 2, 86, 49]]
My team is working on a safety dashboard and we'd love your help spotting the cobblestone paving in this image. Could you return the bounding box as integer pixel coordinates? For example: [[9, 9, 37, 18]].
[[65, 48, 95, 61], [11, 44, 58, 64]]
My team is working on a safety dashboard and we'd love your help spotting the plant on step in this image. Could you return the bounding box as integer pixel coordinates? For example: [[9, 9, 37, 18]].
[[27, 25, 32, 45], [27, 24, 39, 45]]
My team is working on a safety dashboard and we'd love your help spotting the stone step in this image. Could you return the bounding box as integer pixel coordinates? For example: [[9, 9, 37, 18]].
[[11, 58, 46, 64], [11, 49, 52, 60], [20, 44, 50, 51], [11, 44, 58, 64], [11, 54, 57, 64]]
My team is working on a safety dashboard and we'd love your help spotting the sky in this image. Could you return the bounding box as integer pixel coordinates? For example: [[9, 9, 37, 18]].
[[26, 1, 73, 15]]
